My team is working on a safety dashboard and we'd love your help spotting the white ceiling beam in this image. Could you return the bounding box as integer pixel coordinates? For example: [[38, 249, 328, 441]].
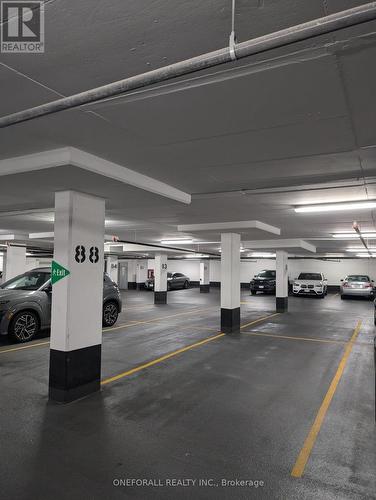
[[178, 220, 280, 235], [105, 243, 187, 254], [0, 233, 28, 240], [243, 239, 316, 253], [0, 147, 191, 204], [29, 232, 55, 239]]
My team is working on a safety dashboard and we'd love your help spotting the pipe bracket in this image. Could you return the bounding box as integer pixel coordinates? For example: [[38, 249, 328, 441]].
[[229, 31, 237, 60]]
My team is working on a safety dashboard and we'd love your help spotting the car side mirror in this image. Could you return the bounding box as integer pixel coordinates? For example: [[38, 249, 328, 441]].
[[340, 279, 343, 282], [45, 284, 52, 293], [254, 275, 257, 278]]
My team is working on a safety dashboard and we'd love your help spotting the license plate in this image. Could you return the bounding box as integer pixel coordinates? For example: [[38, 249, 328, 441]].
[[259, 286, 264, 289]]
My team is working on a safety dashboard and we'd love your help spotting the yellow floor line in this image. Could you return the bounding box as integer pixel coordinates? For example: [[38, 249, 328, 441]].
[[0, 310, 277, 355], [291, 319, 362, 478], [242, 331, 347, 345], [240, 313, 280, 330], [0, 341, 50, 354], [101, 333, 225, 385], [103, 306, 214, 332], [101, 312, 279, 386]]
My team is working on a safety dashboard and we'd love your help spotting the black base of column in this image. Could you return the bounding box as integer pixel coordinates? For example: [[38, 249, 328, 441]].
[[49, 344, 101, 403], [154, 291, 167, 304], [276, 296, 288, 313], [128, 282, 137, 290], [221, 307, 240, 334], [200, 284, 210, 293], [136, 283, 145, 290]]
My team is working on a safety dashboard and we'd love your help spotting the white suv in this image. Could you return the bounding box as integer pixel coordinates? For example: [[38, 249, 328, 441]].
[[293, 272, 327, 298]]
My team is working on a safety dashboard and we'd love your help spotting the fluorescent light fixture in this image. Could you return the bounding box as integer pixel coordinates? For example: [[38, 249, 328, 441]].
[[185, 253, 209, 258], [219, 248, 246, 253], [332, 232, 376, 239], [161, 239, 193, 245], [346, 247, 376, 252], [249, 252, 276, 258], [356, 253, 376, 258], [295, 200, 376, 213]]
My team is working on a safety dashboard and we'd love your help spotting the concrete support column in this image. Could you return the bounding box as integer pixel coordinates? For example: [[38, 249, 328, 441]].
[[127, 261, 137, 289], [154, 253, 167, 304], [106, 255, 119, 284], [136, 260, 147, 290], [220, 233, 240, 333], [49, 191, 105, 403], [4, 245, 26, 281], [276, 250, 288, 313], [200, 260, 210, 293]]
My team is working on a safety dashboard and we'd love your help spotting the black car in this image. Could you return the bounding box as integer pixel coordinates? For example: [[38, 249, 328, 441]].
[[145, 272, 190, 291], [250, 270, 276, 295]]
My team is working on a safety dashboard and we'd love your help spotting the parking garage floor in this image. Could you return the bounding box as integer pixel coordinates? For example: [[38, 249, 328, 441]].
[[0, 288, 375, 500]]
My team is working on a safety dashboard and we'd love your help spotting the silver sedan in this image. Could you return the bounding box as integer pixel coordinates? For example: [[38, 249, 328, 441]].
[[340, 275, 375, 300]]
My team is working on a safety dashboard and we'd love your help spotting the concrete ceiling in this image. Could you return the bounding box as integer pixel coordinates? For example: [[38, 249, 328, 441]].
[[1, 0, 376, 257]]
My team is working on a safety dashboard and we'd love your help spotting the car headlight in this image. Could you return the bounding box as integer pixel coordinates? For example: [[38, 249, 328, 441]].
[[293, 282, 299, 286]]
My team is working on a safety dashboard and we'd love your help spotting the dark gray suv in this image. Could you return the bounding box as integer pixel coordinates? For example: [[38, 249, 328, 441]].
[[0, 268, 122, 343]]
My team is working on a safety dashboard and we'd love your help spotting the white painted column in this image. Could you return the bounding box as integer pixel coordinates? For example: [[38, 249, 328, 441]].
[[136, 260, 147, 290], [154, 253, 168, 304], [49, 191, 105, 403], [127, 260, 137, 289], [4, 245, 26, 281], [276, 250, 288, 312], [200, 259, 210, 293], [106, 255, 119, 284], [220, 233, 240, 333]]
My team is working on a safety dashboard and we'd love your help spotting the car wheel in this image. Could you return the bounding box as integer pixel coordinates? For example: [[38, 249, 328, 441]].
[[251, 290, 257, 295], [319, 293, 325, 299], [341, 295, 346, 300], [102, 301, 119, 327], [9, 310, 39, 343], [183, 281, 189, 289], [167, 282, 171, 291]]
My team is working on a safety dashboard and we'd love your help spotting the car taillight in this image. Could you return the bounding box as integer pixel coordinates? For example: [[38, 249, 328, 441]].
[[365, 283, 372, 288]]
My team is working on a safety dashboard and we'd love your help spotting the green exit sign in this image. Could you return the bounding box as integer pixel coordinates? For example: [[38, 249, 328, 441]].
[[51, 261, 70, 285]]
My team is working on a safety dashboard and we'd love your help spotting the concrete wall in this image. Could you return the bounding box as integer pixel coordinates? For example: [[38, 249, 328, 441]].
[[135, 258, 376, 287], [210, 258, 376, 286], [107, 258, 376, 287], [3, 256, 374, 287]]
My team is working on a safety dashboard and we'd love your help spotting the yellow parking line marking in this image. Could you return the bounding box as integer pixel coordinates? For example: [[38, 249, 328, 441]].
[[102, 312, 279, 386], [0, 310, 276, 355], [291, 319, 362, 478], [101, 333, 225, 385], [242, 331, 347, 345], [121, 304, 156, 312], [0, 341, 50, 354], [103, 307, 214, 332], [240, 313, 280, 330]]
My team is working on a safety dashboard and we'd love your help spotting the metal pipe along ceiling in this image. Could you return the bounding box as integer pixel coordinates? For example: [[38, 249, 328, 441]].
[[1, 2, 376, 128]]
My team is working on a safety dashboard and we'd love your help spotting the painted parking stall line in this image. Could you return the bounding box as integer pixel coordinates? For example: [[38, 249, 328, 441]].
[[291, 320, 363, 478]]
